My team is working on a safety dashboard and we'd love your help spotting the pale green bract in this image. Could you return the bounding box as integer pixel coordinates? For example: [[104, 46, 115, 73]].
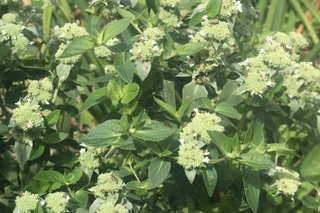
[[272, 167, 301, 196]]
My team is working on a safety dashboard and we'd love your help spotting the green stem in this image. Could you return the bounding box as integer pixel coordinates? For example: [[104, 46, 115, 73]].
[[129, 163, 141, 183], [209, 157, 225, 165], [52, 79, 60, 104]]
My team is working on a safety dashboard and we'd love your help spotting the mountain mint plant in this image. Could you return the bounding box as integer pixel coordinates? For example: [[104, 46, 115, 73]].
[[1, 0, 320, 213]]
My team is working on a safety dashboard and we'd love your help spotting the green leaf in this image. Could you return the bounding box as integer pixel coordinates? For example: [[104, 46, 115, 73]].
[[189, 11, 206, 26], [114, 52, 135, 83], [176, 42, 208, 56], [79, 87, 108, 114], [154, 97, 177, 118], [154, 72, 176, 108], [79, 120, 123, 147], [67, 167, 83, 185], [106, 79, 123, 102], [29, 141, 45, 161], [243, 166, 260, 213], [207, 131, 231, 158], [98, 18, 132, 44], [206, 0, 221, 19], [45, 110, 61, 128], [177, 96, 193, 120], [132, 120, 176, 142], [244, 113, 264, 147], [267, 144, 296, 157], [15, 141, 32, 168], [300, 143, 320, 181], [202, 166, 217, 197], [238, 149, 275, 169], [194, 97, 213, 109], [56, 63, 72, 82], [75, 192, 89, 209], [121, 83, 139, 104], [218, 80, 244, 106], [58, 35, 97, 58], [302, 195, 320, 209], [185, 169, 197, 184], [136, 60, 151, 81], [34, 202, 44, 213], [290, 98, 300, 117], [33, 170, 65, 183], [0, 150, 18, 186], [126, 180, 144, 190], [148, 157, 171, 188], [41, 132, 68, 144], [214, 102, 241, 119], [182, 80, 208, 114]]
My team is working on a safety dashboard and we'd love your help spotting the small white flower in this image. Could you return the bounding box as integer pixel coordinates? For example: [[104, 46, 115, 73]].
[[286, 44, 292, 49], [193, 108, 199, 114], [188, 34, 194, 38], [179, 139, 184, 144], [29, 141, 33, 147], [172, 4, 175, 7], [245, 58, 250, 63], [186, 55, 190, 60], [54, 25, 59, 30], [112, 37, 119, 42], [202, 15, 208, 20], [259, 49, 265, 54], [15, 101, 21, 106], [80, 148, 86, 155], [266, 81, 276, 87], [260, 71, 266, 77], [227, 12, 232, 16], [66, 195, 70, 201], [129, 49, 133, 53], [203, 150, 210, 155], [189, 29, 195, 34], [193, 133, 198, 137], [236, 1, 243, 12], [150, 40, 157, 45], [176, 23, 181, 27], [2, 30, 6, 35], [5, 35, 10, 40], [294, 74, 299, 79], [203, 157, 210, 163], [152, 45, 160, 51], [189, 62, 194, 67], [295, 63, 300, 67], [200, 30, 206, 37], [266, 36, 273, 42], [29, 41, 35, 45], [119, 4, 124, 8], [39, 198, 45, 206], [27, 121, 33, 128]]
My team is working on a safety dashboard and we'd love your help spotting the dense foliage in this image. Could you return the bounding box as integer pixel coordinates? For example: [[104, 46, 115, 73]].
[[0, 0, 320, 212]]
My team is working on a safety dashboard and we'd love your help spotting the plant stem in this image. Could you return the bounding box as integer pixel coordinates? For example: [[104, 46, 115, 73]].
[[209, 157, 225, 165], [129, 163, 141, 183]]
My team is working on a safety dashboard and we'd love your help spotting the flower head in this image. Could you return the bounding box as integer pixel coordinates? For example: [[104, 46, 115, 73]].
[[15, 191, 38, 213], [45, 192, 69, 213]]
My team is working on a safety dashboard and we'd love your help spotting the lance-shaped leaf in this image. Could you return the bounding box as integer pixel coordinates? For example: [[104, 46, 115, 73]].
[[132, 120, 176, 142], [58, 35, 97, 58], [148, 157, 171, 188], [98, 17, 132, 44], [79, 120, 123, 147]]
